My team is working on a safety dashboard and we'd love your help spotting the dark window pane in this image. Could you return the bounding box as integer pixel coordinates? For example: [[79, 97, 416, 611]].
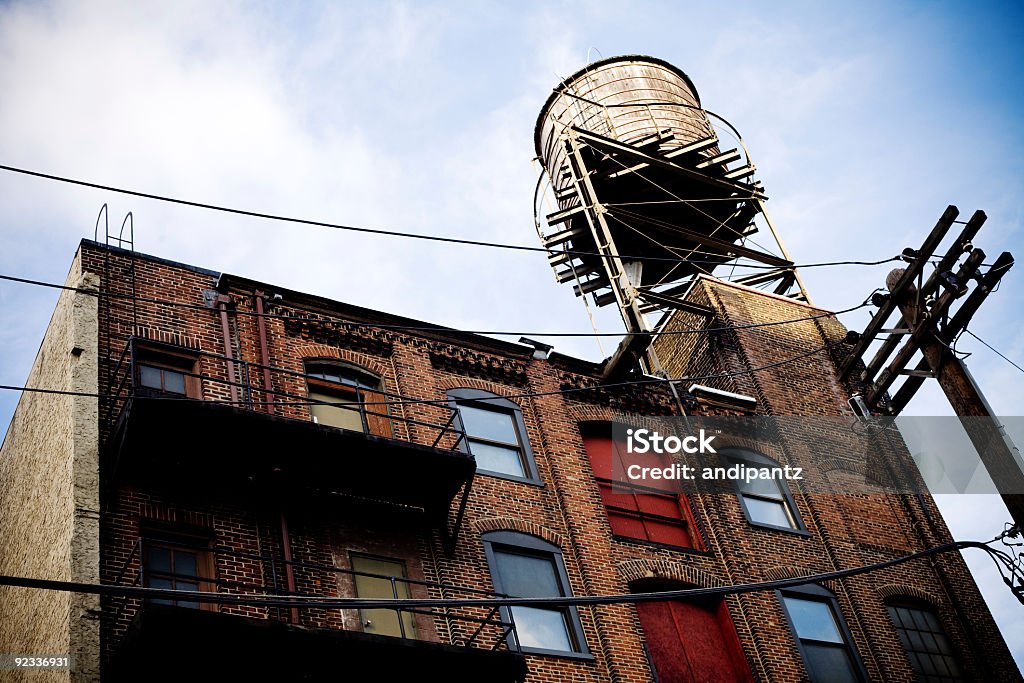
[[147, 547, 171, 573], [511, 606, 573, 651], [804, 643, 860, 683], [163, 370, 186, 394], [886, 603, 962, 682], [469, 441, 525, 477], [139, 365, 162, 389], [783, 596, 844, 643], [149, 577, 172, 590], [911, 607, 931, 631], [744, 496, 794, 528], [493, 550, 560, 598], [932, 632, 952, 655], [148, 576, 173, 606], [458, 404, 518, 444], [175, 552, 198, 578], [943, 655, 962, 678]]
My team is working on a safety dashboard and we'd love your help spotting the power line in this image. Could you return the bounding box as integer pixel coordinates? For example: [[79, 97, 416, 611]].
[[965, 329, 1024, 375], [0, 271, 868, 339], [0, 539, 1004, 610], [0, 341, 837, 410], [0, 162, 900, 270]]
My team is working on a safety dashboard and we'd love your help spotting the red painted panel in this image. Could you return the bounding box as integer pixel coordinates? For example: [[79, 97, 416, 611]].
[[644, 518, 693, 547], [585, 433, 703, 550], [636, 598, 754, 683], [583, 433, 616, 479]]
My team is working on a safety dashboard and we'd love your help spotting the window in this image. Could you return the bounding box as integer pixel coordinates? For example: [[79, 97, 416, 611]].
[[305, 363, 391, 437], [134, 344, 201, 398], [482, 531, 588, 657], [633, 581, 753, 683], [723, 448, 804, 531], [141, 525, 215, 611], [582, 425, 702, 549], [779, 585, 866, 683], [886, 600, 962, 682], [448, 389, 539, 482], [351, 555, 417, 639]]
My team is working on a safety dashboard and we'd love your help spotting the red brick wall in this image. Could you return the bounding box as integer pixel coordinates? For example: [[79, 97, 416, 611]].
[[87, 244, 1020, 682]]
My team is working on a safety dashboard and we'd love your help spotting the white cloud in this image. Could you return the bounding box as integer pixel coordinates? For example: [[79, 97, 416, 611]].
[[0, 0, 1021, 668]]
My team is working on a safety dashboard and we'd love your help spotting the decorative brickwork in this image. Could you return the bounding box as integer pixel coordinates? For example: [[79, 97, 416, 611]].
[[0, 243, 1017, 682]]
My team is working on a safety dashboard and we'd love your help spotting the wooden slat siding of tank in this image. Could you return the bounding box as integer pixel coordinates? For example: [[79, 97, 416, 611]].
[[540, 60, 711, 201], [547, 83, 702, 139], [362, 389, 393, 438]]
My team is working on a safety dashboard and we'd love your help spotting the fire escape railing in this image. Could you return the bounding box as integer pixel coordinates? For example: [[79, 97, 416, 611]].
[[105, 337, 468, 452], [106, 538, 520, 657]]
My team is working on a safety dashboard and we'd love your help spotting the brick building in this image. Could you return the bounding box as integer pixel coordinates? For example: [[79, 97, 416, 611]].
[[0, 237, 1020, 682]]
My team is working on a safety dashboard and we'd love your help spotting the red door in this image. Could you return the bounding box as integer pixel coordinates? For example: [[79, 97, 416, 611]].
[[636, 596, 753, 683]]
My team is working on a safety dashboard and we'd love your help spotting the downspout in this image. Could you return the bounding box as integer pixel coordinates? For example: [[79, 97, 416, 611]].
[[280, 513, 300, 624], [253, 292, 296, 622], [215, 294, 240, 404], [254, 290, 275, 415]]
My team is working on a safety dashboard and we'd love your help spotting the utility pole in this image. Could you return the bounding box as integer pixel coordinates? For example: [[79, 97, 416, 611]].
[[842, 206, 1023, 528], [884, 267, 1024, 527]]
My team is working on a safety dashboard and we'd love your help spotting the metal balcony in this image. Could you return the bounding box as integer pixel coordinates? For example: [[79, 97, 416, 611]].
[[106, 541, 527, 682], [103, 338, 476, 541]]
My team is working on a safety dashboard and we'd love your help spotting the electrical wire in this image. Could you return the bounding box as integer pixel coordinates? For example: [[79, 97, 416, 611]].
[[0, 539, 1005, 610], [0, 271, 869, 339], [0, 342, 838, 410], [0, 162, 900, 271], [964, 329, 1024, 375]]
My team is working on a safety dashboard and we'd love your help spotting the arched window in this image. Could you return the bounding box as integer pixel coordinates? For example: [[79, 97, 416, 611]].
[[447, 389, 539, 483], [581, 423, 702, 549], [721, 448, 804, 532], [305, 362, 390, 437], [885, 598, 962, 682], [481, 531, 588, 657], [779, 584, 867, 682], [632, 579, 752, 683]]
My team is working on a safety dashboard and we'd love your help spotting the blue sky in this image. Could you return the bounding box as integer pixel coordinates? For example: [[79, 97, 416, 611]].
[[0, 0, 1021, 667]]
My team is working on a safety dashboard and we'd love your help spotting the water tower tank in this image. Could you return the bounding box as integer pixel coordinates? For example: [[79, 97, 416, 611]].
[[535, 55, 714, 187], [534, 55, 800, 320]]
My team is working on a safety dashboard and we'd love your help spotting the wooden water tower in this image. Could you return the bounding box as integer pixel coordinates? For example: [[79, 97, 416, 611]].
[[534, 55, 809, 375]]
